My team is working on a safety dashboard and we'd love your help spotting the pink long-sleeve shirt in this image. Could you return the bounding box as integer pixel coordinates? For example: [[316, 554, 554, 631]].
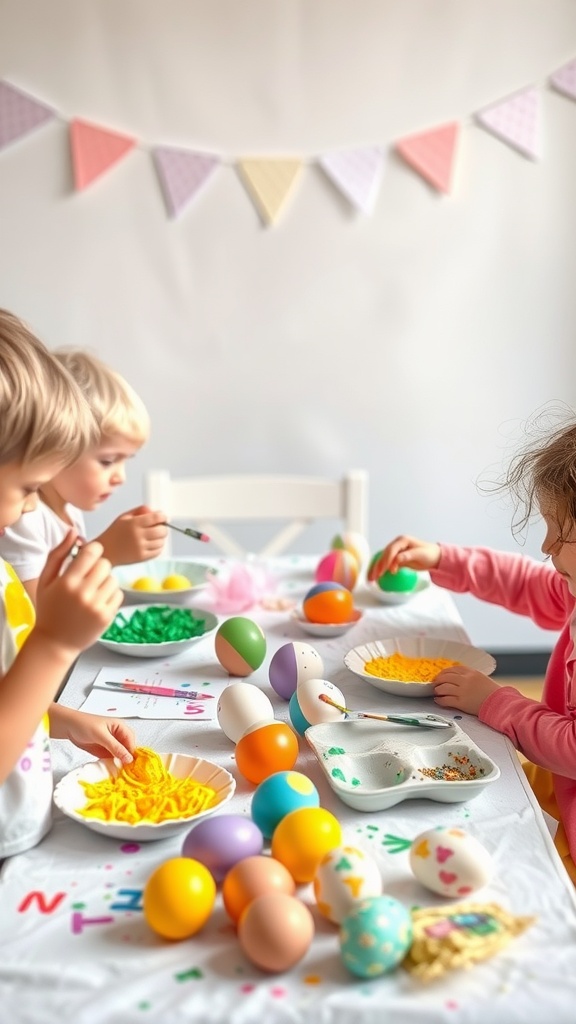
[[431, 543, 576, 860]]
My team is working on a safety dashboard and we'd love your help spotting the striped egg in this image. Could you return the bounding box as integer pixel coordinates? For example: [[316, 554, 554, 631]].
[[315, 549, 359, 590]]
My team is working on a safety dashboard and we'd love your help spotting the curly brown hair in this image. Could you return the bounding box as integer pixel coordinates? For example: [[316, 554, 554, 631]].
[[505, 411, 576, 541]]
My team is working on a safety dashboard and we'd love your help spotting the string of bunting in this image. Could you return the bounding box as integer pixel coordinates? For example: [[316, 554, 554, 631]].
[[0, 59, 575, 227]]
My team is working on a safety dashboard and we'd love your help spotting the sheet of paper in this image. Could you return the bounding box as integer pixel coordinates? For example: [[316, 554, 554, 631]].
[[78, 667, 217, 719]]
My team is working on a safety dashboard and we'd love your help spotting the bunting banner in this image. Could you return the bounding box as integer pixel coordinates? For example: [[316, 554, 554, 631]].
[[0, 56, 573, 226]]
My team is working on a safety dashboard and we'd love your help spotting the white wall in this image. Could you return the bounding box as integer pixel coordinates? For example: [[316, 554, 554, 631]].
[[1, 0, 575, 650]]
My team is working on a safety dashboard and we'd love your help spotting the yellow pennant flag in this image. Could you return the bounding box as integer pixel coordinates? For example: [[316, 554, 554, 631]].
[[236, 158, 303, 226]]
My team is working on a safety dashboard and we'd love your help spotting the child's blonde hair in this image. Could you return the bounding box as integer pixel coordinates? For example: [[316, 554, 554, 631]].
[[0, 310, 96, 466], [505, 412, 576, 541], [53, 349, 150, 446]]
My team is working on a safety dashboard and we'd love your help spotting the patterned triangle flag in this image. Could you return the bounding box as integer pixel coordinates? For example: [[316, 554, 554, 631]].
[[70, 118, 137, 191], [0, 80, 56, 151], [152, 146, 220, 218], [550, 59, 576, 101], [319, 146, 385, 214], [395, 123, 459, 194], [236, 158, 303, 226], [475, 87, 541, 160]]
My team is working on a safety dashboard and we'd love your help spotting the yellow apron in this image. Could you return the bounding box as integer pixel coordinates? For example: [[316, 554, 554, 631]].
[[523, 760, 576, 885]]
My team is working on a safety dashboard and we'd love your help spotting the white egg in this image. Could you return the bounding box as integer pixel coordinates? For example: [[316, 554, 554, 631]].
[[216, 682, 275, 743], [313, 844, 382, 923], [296, 678, 346, 725], [409, 826, 492, 898]]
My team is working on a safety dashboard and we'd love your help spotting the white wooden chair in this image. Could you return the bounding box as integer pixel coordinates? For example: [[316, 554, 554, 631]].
[[145, 469, 369, 558]]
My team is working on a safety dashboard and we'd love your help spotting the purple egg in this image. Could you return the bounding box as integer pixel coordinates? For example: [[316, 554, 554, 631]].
[[269, 641, 324, 700], [181, 814, 264, 882]]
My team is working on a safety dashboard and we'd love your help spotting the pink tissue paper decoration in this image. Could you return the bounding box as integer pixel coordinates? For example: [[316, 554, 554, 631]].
[[550, 59, 576, 101], [152, 146, 220, 218], [475, 87, 541, 161], [70, 118, 136, 191], [396, 122, 460, 194], [0, 80, 56, 151], [202, 562, 278, 615], [319, 146, 385, 214]]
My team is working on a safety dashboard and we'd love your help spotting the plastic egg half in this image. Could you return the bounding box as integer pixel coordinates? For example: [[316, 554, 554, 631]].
[[302, 582, 353, 624], [215, 616, 267, 676], [268, 641, 324, 700], [235, 721, 299, 784], [251, 770, 320, 838], [340, 895, 413, 978], [313, 845, 382, 924], [315, 549, 359, 590], [181, 813, 264, 883], [409, 826, 492, 898], [217, 681, 275, 743]]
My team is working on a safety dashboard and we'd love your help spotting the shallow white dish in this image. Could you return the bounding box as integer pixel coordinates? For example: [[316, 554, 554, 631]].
[[113, 559, 216, 605], [98, 603, 218, 658], [53, 752, 236, 841], [365, 572, 431, 605], [291, 607, 363, 638], [305, 718, 500, 811], [344, 636, 496, 697]]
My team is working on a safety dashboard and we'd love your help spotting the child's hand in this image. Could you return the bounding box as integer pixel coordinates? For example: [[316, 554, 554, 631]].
[[50, 705, 135, 764], [433, 666, 502, 716], [97, 505, 168, 565], [367, 535, 442, 582], [34, 533, 123, 658]]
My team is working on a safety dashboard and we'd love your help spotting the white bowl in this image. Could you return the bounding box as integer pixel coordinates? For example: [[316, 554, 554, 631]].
[[344, 636, 496, 697], [113, 559, 216, 605], [98, 603, 218, 658], [291, 607, 363, 638], [365, 573, 431, 605], [53, 752, 236, 841]]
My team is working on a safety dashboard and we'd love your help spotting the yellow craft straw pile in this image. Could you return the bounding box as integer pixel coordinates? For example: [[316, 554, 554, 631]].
[[364, 652, 460, 682], [77, 747, 218, 824]]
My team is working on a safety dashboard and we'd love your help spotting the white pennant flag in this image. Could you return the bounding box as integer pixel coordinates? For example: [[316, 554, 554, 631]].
[[319, 146, 385, 214], [475, 87, 541, 160]]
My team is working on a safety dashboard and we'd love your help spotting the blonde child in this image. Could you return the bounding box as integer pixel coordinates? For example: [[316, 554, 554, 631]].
[[0, 348, 167, 602], [0, 309, 135, 859], [369, 417, 576, 884]]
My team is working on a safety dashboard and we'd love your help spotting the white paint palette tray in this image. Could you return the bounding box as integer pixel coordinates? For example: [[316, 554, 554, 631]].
[[305, 717, 500, 812]]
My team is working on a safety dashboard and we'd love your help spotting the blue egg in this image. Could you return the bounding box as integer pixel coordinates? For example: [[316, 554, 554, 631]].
[[288, 691, 311, 736], [340, 895, 413, 978], [251, 770, 320, 839]]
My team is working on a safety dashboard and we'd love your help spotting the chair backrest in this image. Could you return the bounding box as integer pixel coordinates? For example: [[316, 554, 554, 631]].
[[145, 470, 369, 557]]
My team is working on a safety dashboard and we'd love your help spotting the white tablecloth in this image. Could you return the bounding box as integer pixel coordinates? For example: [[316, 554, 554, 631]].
[[1, 556, 575, 1024]]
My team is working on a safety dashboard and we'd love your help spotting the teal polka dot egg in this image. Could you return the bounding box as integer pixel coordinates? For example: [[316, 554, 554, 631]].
[[339, 894, 413, 978]]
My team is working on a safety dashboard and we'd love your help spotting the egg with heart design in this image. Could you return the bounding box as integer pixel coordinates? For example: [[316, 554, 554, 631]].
[[408, 826, 492, 898]]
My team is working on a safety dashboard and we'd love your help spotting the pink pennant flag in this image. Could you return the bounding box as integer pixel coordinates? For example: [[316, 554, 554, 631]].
[[152, 146, 220, 218], [475, 87, 541, 160], [70, 118, 136, 191], [395, 123, 459, 194], [550, 59, 576, 101], [319, 146, 385, 214], [0, 80, 56, 151]]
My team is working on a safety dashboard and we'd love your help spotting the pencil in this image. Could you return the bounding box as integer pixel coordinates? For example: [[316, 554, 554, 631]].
[[165, 522, 210, 543], [102, 680, 214, 700]]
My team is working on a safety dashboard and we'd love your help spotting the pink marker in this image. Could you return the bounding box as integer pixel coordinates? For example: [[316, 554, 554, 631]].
[[165, 523, 210, 543], [102, 681, 213, 700]]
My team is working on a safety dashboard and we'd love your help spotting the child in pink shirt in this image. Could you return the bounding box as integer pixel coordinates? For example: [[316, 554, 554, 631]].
[[369, 419, 576, 884]]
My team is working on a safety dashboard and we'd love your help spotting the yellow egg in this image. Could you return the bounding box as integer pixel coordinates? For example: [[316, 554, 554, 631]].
[[162, 573, 192, 590], [131, 576, 161, 591]]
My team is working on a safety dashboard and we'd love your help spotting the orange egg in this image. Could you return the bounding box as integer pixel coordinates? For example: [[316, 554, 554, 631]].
[[235, 721, 299, 785], [238, 892, 314, 972], [222, 854, 296, 923], [271, 806, 343, 883], [302, 583, 353, 624]]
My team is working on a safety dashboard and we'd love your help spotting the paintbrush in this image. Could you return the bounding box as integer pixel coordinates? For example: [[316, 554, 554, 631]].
[[165, 522, 210, 543], [318, 693, 450, 729]]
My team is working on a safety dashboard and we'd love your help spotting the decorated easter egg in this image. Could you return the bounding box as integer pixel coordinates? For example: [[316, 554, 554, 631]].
[[217, 681, 275, 743], [181, 814, 264, 883], [268, 641, 324, 700], [215, 617, 267, 676], [313, 845, 382, 924], [409, 826, 492, 898], [288, 690, 311, 736], [331, 531, 370, 571], [162, 573, 192, 590], [377, 567, 418, 593], [251, 770, 320, 838], [143, 857, 216, 940], [296, 677, 346, 726], [315, 549, 359, 590], [235, 721, 299, 784], [238, 892, 314, 972], [302, 582, 353, 624], [340, 895, 413, 978], [271, 806, 342, 883], [222, 854, 296, 922]]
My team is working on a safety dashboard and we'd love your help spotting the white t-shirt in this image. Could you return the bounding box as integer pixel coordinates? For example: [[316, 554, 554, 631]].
[[0, 501, 86, 582], [0, 559, 53, 857]]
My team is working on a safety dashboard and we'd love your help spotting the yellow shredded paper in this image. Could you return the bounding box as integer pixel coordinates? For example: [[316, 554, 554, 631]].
[[77, 747, 218, 824], [364, 653, 461, 682]]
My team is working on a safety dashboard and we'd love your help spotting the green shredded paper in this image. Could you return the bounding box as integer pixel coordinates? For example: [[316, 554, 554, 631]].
[[102, 605, 207, 644]]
